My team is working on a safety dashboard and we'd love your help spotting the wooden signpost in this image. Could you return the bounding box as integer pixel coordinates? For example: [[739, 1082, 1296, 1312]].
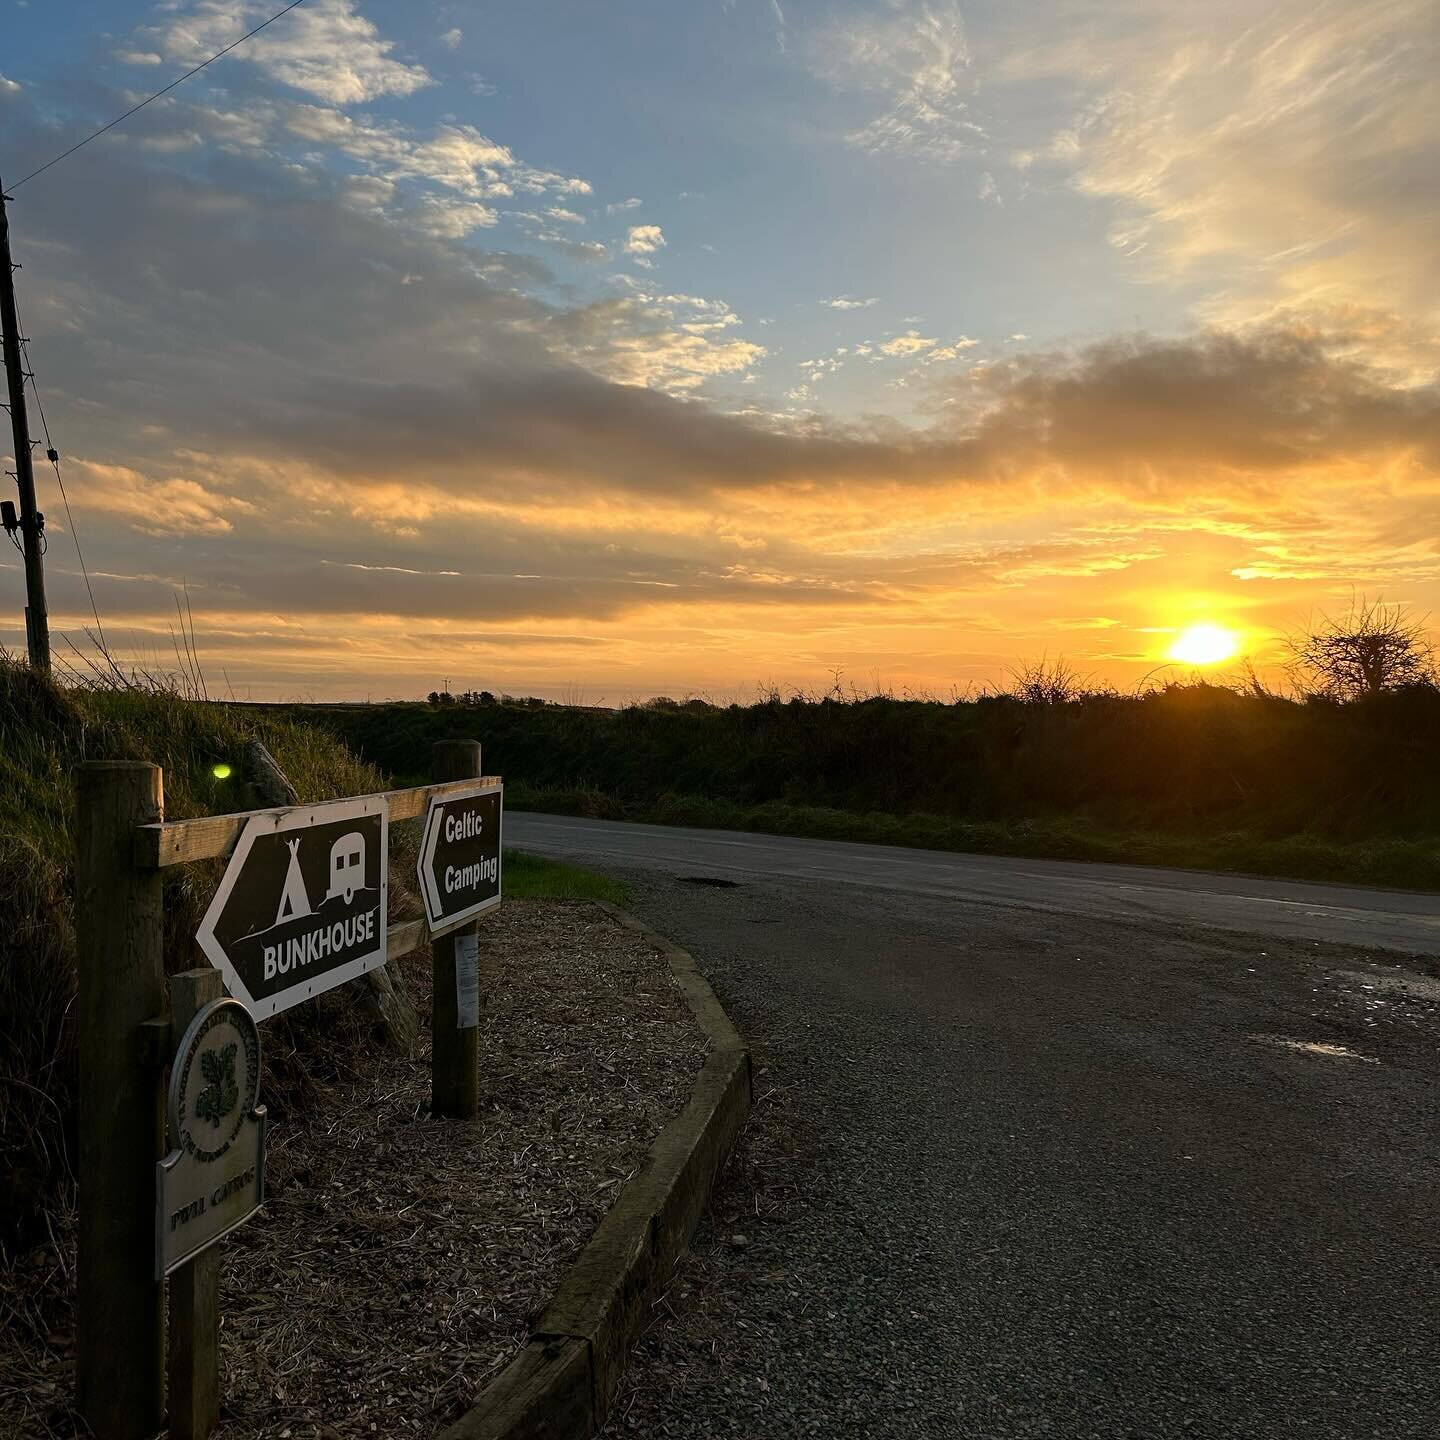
[[73, 748, 500, 1440], [426, 741, 490, 1118]]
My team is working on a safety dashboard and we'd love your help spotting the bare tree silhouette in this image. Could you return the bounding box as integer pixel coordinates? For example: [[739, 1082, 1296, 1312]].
[[1287, 597, 1436, 699]]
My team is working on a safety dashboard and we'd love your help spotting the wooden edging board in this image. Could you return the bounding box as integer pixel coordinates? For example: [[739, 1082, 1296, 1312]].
[[437, 903, 753, 1440]]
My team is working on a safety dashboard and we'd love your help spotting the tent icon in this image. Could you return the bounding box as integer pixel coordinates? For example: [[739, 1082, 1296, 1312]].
[[275, 838, 312, 926]]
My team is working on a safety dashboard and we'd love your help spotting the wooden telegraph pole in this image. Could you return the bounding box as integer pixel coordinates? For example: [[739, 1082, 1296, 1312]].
[[0, 182, 51, 669]]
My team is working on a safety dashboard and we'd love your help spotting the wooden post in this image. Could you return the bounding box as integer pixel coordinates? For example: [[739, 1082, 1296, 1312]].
[[75, 761, 166, 1439], [431, 739, 481, 1118], [166, 968, 224, 1440]]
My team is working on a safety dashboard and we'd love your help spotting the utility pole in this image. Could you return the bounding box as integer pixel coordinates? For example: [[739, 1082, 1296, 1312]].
[[0, 181, 51, 670]]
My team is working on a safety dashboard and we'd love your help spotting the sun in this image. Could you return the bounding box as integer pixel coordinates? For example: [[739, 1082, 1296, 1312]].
[[1168, 623, 1240, 666]]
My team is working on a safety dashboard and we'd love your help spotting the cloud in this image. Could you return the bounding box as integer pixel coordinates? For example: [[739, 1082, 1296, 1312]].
[[9, 35, 1440, 696], [135, 96, 593, 239], [440, 27, 463, 51], [625, 224, 667, 256], [537, 292, 764, 391], [116, 50, 163, 66], [606, 197, 643, 214], [157, 0, 432, 105], [61, 459, 253, 536], [1029, 0, 1440, 368], [823, 296, 879, 310], [815, 0, 983, 162], [879, 331, 937, 357]]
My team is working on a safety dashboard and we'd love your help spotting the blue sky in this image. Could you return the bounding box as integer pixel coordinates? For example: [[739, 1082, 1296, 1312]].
[[2, 1, 1437, 699]]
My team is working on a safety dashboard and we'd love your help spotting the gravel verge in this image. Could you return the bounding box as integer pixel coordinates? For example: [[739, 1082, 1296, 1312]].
[[0, 899, 707, 1438]]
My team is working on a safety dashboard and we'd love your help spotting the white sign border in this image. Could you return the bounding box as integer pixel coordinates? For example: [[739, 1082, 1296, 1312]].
[[196, 795, 390, 1021], [418, 781, 504, 933]]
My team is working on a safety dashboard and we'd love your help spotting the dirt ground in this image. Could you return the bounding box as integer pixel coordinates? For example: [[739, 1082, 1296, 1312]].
[[0, 899, 707, 1438]]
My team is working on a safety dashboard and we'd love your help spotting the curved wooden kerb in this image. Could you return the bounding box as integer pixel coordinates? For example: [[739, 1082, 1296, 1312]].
[[438, 904, 753, 1440]]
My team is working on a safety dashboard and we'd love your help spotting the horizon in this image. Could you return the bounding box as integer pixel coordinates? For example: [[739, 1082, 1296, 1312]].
[[3, 1, 1438, 701]]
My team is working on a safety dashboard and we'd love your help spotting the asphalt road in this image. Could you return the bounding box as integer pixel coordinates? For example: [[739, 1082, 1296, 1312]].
[[508, 814, 1440, 956], [509, 815, 1440, 1438]]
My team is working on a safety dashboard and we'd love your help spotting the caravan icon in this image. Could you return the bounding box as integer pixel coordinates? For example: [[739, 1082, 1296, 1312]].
[[325, 832, 366, 905]]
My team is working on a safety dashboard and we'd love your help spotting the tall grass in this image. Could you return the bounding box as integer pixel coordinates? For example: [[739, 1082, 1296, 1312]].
[[0, 655, 386, 1242]]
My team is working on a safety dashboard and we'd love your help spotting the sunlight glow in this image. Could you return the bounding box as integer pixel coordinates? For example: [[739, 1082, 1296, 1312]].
[[1168, 624, 1240, 666]]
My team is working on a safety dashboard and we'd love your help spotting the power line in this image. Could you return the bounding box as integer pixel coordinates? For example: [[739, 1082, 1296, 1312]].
[[10, 0, 310, 191], [18, 320, 110, 655]]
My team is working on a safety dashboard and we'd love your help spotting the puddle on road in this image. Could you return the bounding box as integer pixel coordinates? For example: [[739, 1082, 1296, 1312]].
[[678, 876, 741, 889], [1252, 1035, 1379, 1064]]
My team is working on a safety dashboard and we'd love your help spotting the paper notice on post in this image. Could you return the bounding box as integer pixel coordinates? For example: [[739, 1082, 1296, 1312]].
[[455, 932, 480, 1029]]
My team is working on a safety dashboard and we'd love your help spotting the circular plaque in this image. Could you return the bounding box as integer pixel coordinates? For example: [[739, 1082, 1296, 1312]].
[[167, 997, 262, 1164]]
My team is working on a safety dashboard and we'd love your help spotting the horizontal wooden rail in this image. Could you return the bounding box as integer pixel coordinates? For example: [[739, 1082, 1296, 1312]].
[[386, 918, 426, 962], [133, 777, 502, 869]]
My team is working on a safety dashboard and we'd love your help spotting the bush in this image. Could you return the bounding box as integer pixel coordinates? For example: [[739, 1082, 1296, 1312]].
[[296, 678, 1440, 844]]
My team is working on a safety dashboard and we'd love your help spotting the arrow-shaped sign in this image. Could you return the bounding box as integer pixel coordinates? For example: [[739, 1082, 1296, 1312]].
[[418, 783, 503, 932], [196, 796, 389, 1020]]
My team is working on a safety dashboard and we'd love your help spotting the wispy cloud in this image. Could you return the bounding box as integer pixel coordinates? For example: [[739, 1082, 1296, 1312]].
[[1027, 0, 1440, 369], [814, 0, 983, 162], [156, 0, 433, 105]]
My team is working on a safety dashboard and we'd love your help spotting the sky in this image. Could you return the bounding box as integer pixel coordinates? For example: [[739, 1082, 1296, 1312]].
[[1, 0, 1437, 701]]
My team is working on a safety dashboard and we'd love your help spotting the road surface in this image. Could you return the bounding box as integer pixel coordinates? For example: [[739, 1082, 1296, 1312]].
[[508, 813, 1440, 956], [509, 814, 1440, 1438]]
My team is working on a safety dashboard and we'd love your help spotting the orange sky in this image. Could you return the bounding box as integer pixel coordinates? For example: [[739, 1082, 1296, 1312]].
[[3, 1, 1438, 700]]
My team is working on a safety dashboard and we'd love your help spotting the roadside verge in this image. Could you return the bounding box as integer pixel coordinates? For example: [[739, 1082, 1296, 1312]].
[[440, 902, 752, 1440]]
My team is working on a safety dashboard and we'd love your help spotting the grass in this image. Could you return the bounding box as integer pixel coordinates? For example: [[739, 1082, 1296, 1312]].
[[504, 849, 631, 906]]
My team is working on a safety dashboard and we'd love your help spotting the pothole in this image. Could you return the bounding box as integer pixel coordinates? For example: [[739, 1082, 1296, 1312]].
[[1251, 1035, 1379, 1064], [677, 876, 741, 889]]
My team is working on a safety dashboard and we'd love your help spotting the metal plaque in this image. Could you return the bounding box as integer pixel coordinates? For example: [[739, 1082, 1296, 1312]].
[[157, 997, 267, 1279], [418, 784, 503, 932], [196, 796, 389, 1020]]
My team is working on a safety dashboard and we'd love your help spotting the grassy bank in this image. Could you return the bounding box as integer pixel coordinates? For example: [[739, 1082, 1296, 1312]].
[[289, 684, 1440, 891], [0, 659, 390, 1242], [0, 657, 638, 1242]]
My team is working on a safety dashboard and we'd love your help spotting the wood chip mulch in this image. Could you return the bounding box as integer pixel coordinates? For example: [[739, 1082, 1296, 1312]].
[[0, 900, 708, 1439]]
